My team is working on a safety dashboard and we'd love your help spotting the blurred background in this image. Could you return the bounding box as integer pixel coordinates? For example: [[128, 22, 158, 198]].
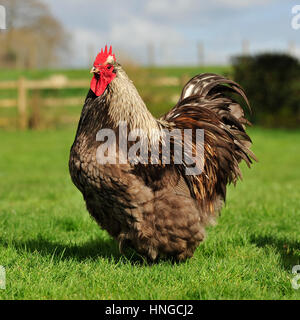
[[0, 0, 300, 300], [0, 0, 299, 129]]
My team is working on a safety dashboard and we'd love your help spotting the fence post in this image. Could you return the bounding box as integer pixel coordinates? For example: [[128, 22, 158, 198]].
[[17, 77, 27, 129]]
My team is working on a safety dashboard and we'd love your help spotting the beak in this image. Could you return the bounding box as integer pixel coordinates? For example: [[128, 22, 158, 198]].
[[90, 66, 99, 74]]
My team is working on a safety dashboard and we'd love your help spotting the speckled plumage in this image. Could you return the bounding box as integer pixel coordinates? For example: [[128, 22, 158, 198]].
[[69, 64, 257, 261]]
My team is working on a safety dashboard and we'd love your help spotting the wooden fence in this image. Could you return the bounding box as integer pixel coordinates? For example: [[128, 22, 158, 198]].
[[0, 75, 183, 129], [0, 76, 90, 129]]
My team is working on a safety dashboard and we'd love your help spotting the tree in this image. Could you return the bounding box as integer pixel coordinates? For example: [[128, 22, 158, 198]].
[[232, 53, 300, 128], [0, 0, 70, 68]]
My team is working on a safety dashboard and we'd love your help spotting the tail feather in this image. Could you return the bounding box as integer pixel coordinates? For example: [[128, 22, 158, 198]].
[[161, 73, 257, 207], [162, 73, 256, 164]]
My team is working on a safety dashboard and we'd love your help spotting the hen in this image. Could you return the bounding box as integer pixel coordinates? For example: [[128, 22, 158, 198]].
[[69, 46, 257, 261]]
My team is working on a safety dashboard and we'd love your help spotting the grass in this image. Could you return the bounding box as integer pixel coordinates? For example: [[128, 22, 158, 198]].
[[0, 65, 231, 81], [0, 126, 299, 300]]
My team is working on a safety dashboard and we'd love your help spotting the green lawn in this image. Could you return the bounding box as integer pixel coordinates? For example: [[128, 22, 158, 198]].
[[0, 126, 299, 300]]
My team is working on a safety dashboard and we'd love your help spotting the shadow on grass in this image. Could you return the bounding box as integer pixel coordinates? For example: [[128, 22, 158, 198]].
[[0, 236, 152, 266], [250, 234, 300, 271]]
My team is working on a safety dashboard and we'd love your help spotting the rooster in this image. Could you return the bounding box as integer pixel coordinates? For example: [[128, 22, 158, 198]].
[[69, 46, 257, 261]]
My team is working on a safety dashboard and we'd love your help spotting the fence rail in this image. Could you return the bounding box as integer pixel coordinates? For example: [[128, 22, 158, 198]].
[[0, 75, 183, 129], [0, 77, 90, 129]]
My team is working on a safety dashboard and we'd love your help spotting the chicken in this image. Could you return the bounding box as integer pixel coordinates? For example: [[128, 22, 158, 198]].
[[69, 46, 257, 261]]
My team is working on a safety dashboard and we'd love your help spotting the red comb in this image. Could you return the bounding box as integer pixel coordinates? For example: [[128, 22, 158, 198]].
[[94, 45, 116, 66]]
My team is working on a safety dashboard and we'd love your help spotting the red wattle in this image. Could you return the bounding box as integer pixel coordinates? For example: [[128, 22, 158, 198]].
[[90, 72, 116, 96], [91, 76, 106, 96]]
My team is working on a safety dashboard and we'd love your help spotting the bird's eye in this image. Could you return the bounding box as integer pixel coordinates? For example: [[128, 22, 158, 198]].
[[107, 65, 112, 70]]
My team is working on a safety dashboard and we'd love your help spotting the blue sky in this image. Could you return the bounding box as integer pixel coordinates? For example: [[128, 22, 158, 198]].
[[43, 0, 300, 67]]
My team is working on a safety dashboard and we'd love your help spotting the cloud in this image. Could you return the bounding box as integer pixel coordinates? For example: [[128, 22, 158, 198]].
[[144, 0, 274, 19], [111, 17, 186, 64], [110, 18, 184, 47], [215, 0, 272, 8], [145, 0, 196, 17], [70, 16, 186, 66], [71, 28, 103, 67], [42, 0, 296, 66]]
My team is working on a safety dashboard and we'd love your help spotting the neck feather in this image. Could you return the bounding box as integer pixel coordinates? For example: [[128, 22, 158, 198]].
[[105, 69, 159, 135]]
